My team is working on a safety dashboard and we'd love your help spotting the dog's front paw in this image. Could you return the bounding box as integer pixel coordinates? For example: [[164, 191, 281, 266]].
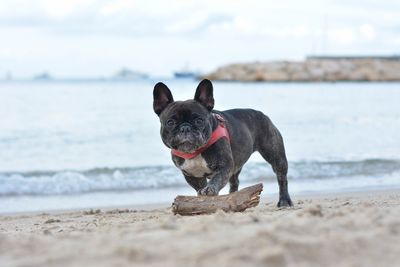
[[198, 185, 218, 196], [277, 196, 293, 208]]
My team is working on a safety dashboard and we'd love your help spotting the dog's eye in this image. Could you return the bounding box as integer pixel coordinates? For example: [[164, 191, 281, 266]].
[[194, 118, 204, 126], [166, 119, 176, 127]]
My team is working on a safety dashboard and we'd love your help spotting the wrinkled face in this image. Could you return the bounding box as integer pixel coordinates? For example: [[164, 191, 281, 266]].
[[153, 79, 215, 152], [159, 100, 213, 153]]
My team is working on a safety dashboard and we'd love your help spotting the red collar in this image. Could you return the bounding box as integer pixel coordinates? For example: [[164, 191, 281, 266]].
[[171, 114, 230, 159]]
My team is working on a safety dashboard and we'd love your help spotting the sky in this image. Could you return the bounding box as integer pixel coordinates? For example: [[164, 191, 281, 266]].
[[0, 0, 399, 78]]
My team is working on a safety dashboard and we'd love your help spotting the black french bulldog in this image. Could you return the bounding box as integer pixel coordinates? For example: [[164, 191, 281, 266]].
[[153, 79, 293, 207]]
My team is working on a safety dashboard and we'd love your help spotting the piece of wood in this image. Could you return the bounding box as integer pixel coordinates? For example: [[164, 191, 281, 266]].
[[172, 183, 263, 216]]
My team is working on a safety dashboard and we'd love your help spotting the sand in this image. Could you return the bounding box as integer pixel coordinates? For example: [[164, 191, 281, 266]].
[[1, 189, 400, 267]]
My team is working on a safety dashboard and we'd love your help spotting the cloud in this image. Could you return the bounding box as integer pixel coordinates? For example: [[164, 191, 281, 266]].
[[0, 0, 398, 39]]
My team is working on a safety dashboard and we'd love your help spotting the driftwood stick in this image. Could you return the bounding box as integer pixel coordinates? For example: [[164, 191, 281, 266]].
[[172, 183, 263, 216]]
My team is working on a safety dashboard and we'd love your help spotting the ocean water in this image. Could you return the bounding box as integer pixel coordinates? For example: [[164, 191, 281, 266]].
[[1, 80, 400, 213]]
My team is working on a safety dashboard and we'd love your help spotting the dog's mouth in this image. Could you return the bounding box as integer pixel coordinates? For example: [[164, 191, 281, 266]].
[[174, 141, 200, 153], [172, 136, 206, 153]]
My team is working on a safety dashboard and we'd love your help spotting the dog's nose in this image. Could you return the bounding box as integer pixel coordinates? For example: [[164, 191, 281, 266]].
[[180, 124, 191, 134]]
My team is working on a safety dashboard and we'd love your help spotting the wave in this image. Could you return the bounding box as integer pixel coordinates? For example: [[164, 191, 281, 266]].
[[1, 159, 400, 196]]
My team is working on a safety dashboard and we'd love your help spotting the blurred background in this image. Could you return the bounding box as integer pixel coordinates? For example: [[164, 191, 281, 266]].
[[1, 0, 400, 213], [1, 0, 400, 79]]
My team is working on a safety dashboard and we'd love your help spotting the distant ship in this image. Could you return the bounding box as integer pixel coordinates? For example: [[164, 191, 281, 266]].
[[33, 72, 52, 81], [174, 63, 199, 78], [174, 71, 198, 78]]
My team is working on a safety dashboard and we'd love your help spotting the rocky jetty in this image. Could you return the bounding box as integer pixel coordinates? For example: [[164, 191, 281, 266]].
[[204, 56, 400, 82]]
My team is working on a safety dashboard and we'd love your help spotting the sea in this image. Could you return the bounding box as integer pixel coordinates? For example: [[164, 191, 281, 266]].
[[1, 79, 400, 213]]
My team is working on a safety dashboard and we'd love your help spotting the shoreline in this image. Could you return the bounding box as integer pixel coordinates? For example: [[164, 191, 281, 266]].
[[1, 188, 399, 266], [2, 186, 400, 216]]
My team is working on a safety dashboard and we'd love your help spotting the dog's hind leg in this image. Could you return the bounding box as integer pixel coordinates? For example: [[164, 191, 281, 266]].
[[257, 124, 293, 207], [259, 151, 292, 207]]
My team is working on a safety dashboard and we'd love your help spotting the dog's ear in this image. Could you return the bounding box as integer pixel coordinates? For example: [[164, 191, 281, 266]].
[[153, 82, 174, 116], [194, 79, 214, 111]]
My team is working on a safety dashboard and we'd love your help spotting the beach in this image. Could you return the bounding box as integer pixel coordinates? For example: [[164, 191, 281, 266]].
[[1, 189, 399, 267]]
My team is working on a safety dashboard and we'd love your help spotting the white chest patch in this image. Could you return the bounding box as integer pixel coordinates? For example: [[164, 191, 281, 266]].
[[179, 154, 212, 178]]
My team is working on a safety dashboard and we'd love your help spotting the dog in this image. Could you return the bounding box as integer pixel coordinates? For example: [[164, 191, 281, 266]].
[[153, 79, 293, 207]]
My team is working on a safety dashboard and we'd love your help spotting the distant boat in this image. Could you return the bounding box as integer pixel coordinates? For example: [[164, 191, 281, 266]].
[[174, 63, 199, 78], [33, 72, 52, 81], [174, 71, 198, 78]]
